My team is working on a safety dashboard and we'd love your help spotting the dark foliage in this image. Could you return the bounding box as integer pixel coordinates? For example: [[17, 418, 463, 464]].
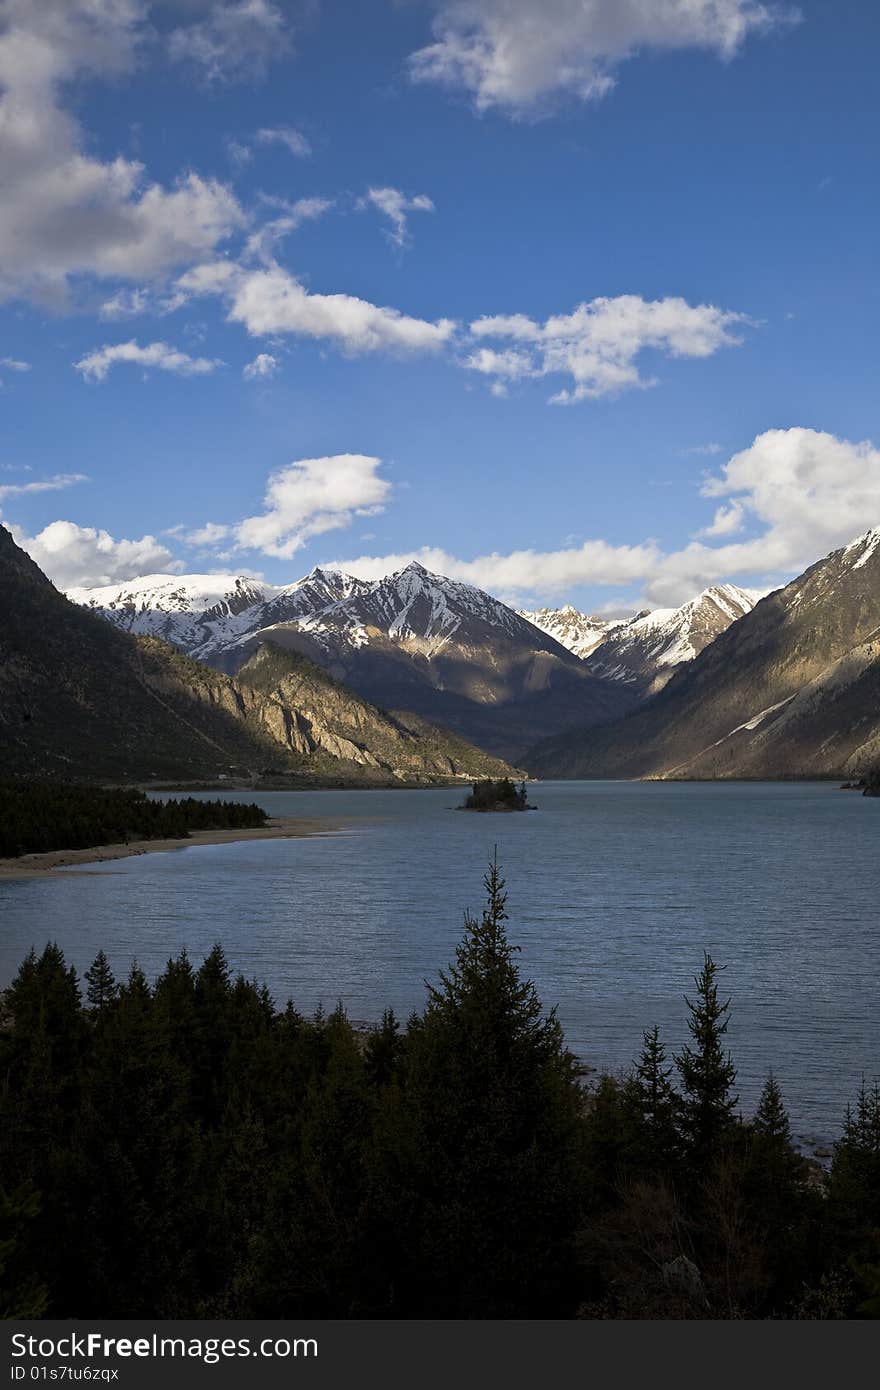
[[0, 865, 876, 1319], [0, 782, 267, 858], [462, 778, 531, 811]]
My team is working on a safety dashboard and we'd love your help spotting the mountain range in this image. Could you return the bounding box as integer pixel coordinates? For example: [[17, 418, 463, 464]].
[[520, 585, 761, 696], [528, 528, 880, 780], [0, 526, 519, 785], [72, 561, 638, 760], [33, 523, 880, 783]]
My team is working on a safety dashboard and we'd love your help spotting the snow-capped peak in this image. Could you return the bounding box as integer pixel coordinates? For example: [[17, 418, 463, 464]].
[[843, 526, 880, 571]]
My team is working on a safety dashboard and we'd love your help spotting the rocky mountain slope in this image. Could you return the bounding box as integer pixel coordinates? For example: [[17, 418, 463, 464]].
[[522, 584, 762, 695], [0, 527, 519, 784], [528, 529, 880, 780], [73, 561, 638, 760], [230, 643, 521, 782]]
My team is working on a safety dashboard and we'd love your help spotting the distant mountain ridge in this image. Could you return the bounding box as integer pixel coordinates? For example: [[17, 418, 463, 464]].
[[528, 528, 880, 780], [521, 584, 763, 695], [73, 561, 639, 760]]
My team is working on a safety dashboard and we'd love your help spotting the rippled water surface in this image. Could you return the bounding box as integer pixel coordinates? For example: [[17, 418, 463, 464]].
[[1, 780, 877, 1144]]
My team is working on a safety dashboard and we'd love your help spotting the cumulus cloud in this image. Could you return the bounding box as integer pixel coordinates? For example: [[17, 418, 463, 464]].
[[229, 266, 455, 352], [242, 351, 279, 379], [74, 339, 224, 382], [409, 0, 794, 115], [10, 519, 178, 589], [177, 260, 456, 354], [466, 295, 750, 401], [360, 187, 435, 248], [0, 1, 246, 304], [324, 540, 663, 594], [231, 454, 392, 559], [168, 0, 291, 82], [255, 125, 311, 158], [183, 521, 232, 547], [327, 430, 880, 606], [175, 456, 392, 561], [0, 472, 87, 503]]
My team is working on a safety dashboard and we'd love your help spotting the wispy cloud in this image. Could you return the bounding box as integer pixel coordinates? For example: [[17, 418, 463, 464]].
[[168, 1, 292, 84], [359, 187, 435, 248], [75, 340, 224, 382], [243, 352, 279, 380], [0, 472, 88, 503], [255, 126, 312, 158]]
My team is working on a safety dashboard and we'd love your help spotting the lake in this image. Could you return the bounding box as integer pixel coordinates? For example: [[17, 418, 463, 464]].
[[1, 780, 877, 1148]]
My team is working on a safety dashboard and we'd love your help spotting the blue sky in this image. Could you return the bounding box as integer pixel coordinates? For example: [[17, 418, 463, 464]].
[[1, 0, 879, 609]]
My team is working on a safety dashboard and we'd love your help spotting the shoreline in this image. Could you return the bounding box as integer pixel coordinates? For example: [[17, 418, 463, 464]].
[[0, 816, 339, 880]]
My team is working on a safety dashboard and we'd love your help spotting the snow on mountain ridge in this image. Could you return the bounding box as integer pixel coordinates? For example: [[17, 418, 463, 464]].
[[69, 563, 763, 686]]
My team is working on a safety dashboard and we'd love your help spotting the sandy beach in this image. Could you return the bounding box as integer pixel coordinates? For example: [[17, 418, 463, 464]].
[[0, 816, 338, 880]]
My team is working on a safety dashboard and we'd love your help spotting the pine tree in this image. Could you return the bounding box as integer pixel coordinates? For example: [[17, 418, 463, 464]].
[[754, 1073, 791, 1144], [675, 954, 738, 1167], [85, 950, 117, 1010], [829, 1082, 880, 1272], [630, 1025, 681, 1175], [380, 856, 585, 1316]]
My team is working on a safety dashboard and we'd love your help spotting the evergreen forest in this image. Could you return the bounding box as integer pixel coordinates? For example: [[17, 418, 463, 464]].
[[0, 783, 267, 859], [1, 862, 878, 1320]]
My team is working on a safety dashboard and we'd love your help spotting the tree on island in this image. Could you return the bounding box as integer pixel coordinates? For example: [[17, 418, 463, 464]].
[[462, 777, 532, 812]]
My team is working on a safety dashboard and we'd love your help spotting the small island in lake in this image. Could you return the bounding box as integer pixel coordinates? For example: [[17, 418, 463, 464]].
[[460, 778, 535, 812]]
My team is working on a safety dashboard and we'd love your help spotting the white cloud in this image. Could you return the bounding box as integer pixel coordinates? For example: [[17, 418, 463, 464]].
[[226, 137, 253, 167], [184, 521, 232, 547], [229, 266, 456, 352], [360, 187, 435, 248], [255, 126, 311, 158], [327, 430, 880, 606], [243, 351, 279, 379], [11, 518, 178, 589], [698, 500, 746, 537], [326, 539, 662, 593], [0, 472, 87, 503], [232, 454, 392, 559], [466, 295, 750, 401], [168, 0, 291, 82], [0, 355, 31, 371], [99, 288, 152, 320], [410, 0, 794, 115], [74, 340, 224, 382], [681, 441, 723, 455], [178, 260, 456, 354], [0, 1, 245, 304], [243, 196, 334, 263]]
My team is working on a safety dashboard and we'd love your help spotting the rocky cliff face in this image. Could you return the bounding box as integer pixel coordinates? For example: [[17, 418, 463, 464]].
[[228, 642, 522, 780]]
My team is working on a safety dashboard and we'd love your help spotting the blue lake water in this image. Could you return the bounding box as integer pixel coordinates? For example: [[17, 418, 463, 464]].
[[1, 780, 877, 1147]]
